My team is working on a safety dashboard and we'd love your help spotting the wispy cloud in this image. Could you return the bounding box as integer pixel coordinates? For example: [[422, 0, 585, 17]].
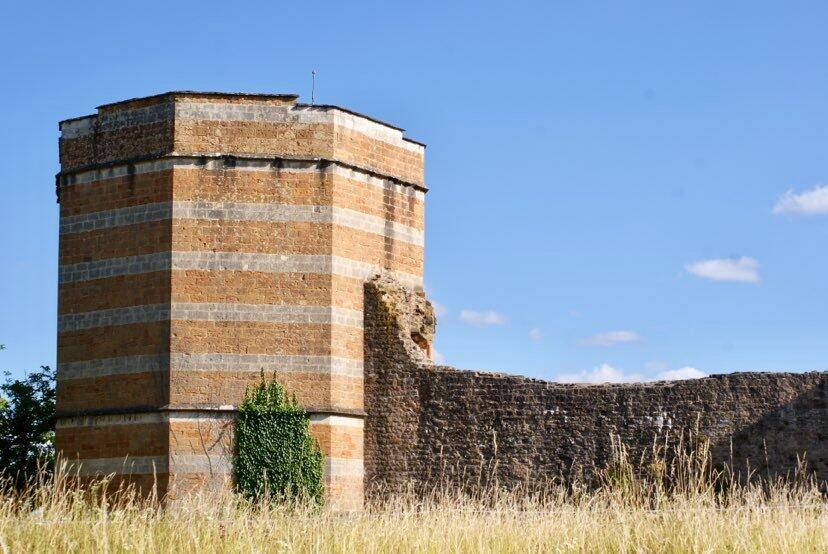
[[459, 309, 506, 326], [529, 328, 543, 341], [431, 301, 448, 317], [557, 364, 707, 384], [655, 367, 706, 380], [773, 184, 828, 215], [432, 349, 446, 364], [582, 330, 642, 347], [557, 363, 643, 383], [685, 257, 759, 283]]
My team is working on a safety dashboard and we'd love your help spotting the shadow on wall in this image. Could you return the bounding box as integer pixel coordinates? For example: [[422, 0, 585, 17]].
[[363, 275, 828, 498], [715, 381, 827, 483]]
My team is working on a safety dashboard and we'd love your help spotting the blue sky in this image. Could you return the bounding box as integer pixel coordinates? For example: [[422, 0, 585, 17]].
[[1, 1, 827, 382]]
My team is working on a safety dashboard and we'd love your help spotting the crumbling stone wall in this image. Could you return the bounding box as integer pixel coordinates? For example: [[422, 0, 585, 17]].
[[364, 276, 828, 498]]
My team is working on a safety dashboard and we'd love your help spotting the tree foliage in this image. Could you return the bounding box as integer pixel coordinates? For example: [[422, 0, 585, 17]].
[[233, 374, 324, 504], [0, 363, 56, 487]]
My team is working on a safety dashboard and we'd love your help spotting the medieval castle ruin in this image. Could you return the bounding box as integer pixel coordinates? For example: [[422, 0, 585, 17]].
[[55, 92, 827, 509]]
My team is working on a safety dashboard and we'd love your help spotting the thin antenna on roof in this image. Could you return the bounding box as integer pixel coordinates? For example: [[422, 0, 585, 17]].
[[311, 69, 317, 106]]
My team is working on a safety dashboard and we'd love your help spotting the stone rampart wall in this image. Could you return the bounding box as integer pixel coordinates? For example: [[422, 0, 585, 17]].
[[363, 276, 828, 497]]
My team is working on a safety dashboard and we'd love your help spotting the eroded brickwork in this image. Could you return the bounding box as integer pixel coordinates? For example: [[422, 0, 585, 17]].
[[363, 276, 828, 498], [55, 92, 426, 510]]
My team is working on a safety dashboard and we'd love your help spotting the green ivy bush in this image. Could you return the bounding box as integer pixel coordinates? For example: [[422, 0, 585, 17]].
[[233, 373, 324, 504]]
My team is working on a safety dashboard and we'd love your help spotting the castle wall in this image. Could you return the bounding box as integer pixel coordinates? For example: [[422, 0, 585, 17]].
[[363, 276, 828, 498], [56, 91, 828, 510]]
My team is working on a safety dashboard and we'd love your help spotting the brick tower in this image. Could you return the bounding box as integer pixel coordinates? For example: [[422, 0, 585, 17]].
[[54, 92, 426, 509]]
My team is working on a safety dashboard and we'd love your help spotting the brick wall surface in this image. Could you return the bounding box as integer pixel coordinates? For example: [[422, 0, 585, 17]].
[[363, 275, 828, 498], [55, 92, 425, 511]]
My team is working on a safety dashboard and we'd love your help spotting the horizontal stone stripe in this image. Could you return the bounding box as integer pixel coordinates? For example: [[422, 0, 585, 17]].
[[168, 303, 364, 327], [61, 102, 422, 154], [66, 456, 169, 476], [65, 455, 234, 476], [326, 458, 364, 477], [310, 414, 365, 428], [59, 303, 169, 331], [60, 201, 424, 246], [57, 411, 364, 429], [170, 353, 363, 377], [65, 454, 361, 477], [58, 252, 166, 283], [172, 202, 423, 246], [57, 354, 168, 380], [59, 252, 422, 288], [329, 206, 423, 246], [61, 157, 425, 199], [58, 413, 233, 430], [58, 303, 363, 332], [56, 353, 363, 381], [60, 203, 171, 234], [172, 253, 422, 288], [56, 411, 180, 428]]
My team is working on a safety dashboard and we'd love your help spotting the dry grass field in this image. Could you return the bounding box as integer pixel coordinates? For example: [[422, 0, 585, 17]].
[[1, 440, 825, 553]]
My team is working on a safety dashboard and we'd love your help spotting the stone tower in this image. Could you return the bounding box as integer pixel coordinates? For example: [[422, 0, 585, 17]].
[[54, 92, 426, 510]]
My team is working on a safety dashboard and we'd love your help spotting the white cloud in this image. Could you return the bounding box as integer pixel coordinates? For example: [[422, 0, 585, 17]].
[[773, 184, 828, 215], [582, 330, 642, 347], [459, 309, 506, 326], [529, 328, 543, 341], [432, 349, 446, 364], [655, 367, 707, 380], [685, 257, 760, 283], [557, 364, 708, 384], [431, 301, 448, 317], [557, 363, 643, 384]]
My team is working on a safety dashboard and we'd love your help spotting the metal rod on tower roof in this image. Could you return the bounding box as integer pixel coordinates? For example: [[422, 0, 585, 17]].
[[311, 70, 317, 106]]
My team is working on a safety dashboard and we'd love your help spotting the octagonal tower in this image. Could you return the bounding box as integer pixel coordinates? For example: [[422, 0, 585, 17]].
[[54, 91, 426, 509]]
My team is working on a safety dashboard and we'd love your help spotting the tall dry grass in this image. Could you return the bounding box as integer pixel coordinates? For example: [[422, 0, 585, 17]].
[[0, 436, 825, 553]]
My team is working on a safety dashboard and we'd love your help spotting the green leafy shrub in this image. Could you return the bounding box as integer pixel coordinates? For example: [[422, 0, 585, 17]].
[[233, 373, 324, 504], [0, 362, 56, 488]]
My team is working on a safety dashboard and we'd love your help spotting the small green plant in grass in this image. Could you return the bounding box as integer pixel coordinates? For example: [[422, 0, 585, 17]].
[[233, 372, 324, 504]]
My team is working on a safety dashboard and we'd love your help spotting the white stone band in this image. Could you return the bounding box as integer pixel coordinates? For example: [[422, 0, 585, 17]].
[[60, 101, 423, 154], [325, 458, 364, 478], [63, 455, 362, 477], [60, 157, 425, 199], [58, 252, 423, 288], [57, 353, 364, 380], [58, 303, 364, 332], [57, 411, 365, 428], [60, 201, 425, 247], [170, 353, 363, 378], [63, 455, 233, 476], [309, 414, 365, 428]]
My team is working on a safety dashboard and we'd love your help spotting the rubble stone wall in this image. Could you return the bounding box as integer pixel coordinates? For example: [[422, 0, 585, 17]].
[[364, 276, 828, 498]]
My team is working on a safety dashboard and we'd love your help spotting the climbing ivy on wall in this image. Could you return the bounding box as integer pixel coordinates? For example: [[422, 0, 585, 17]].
[[233, 373, 324, 504]]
